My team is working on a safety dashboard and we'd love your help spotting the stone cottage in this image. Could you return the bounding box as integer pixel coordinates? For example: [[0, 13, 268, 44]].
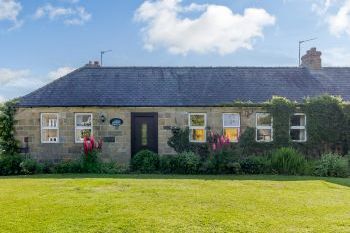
[[14, 48, 350, 163]]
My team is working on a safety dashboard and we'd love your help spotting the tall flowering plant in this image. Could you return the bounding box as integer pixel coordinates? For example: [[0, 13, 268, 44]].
[[83, 135, 103, 158], [207, 131, 230, 153]]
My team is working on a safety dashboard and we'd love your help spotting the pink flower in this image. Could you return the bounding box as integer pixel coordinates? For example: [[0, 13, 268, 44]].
[[90, 135, 95, 150], [83, 137, 89, 157]]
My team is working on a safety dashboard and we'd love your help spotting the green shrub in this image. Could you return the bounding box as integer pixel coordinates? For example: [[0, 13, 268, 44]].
[[167, 128, 209, 158], [200, 149, 241, 174], [314, 153, 349, 178], [159, 155, 178, 174], [160, 152, 200, 174], [0, 100, 19, 156], [0, 154, 23, 175], [271, 147, 308, 175], [226, 162, 241, 174], [20, 159, 43, 175], [131, 150, 159, 173], [240, 156, 270, 174], [198, 159, 216, 174], [41, 161, 55, 174], [174, 151, 200, 174], [54, 160, 83, 174], [238, 128, 273, 156], [81, 150, 102, 173], [100, 162, 128, 174]]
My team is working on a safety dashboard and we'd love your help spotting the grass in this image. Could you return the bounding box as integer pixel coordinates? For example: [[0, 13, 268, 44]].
[[0, 175, 349, 233]]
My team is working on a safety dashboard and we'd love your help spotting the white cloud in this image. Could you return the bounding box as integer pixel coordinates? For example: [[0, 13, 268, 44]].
[[0, 0, 23, 29], [0, 68, 47, 89], [0, 68, 30, 85], [311, 0, 350, 36], [327, 0, 350, 36], [48, 66, 75, 80], [312, 0, 337, 15], [323, 47, 350, 66], [34, 3, 91, 25], [135, 0, 275, 55]]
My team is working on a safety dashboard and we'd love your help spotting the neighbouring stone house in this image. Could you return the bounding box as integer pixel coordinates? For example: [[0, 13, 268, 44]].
[[14, 48, 350, 163]]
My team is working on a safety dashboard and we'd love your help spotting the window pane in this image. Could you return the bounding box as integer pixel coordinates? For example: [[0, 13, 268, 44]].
[[190, 129, 205, 142], [291, 129, 306, 141], [190, 114, 205, 127], [76, 114, 92, 127], [257, 113, 272, 126], [291, 114, 306, 127], [224, 128, 239, 142], [42, 114, 58, 128], [76, 129, 92, 142], [141, 123, 148, 146], [257, 129, 272, 142], [223, 114, 240, 127], [42, 129, 58, 142]]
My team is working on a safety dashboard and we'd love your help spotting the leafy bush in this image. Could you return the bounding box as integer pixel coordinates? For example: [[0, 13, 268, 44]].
[[41, 161, 55, 174], [271, 147, 308, 175], [240, 156, 270, 174], [238, 128, 273, 156], [160, 152, 200, 174], [200, 149, 240, 174], [304, 95, 347, 155], [314, 153, 349, 178], [131, 150, 159, 173], [81, 150, 101, 173], [0, 154, 23, 175], [0, 100, 19, 156], [174, 151, 200, 174], [226, 162, 241, 174], [54, 160, 83, 174], [167, 127, 209, 158], [159, 155, 176, 174], [100, 162, 128, 174], [20, 159, 43, 175]]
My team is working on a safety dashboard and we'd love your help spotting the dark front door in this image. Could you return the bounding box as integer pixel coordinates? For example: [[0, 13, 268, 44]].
[[131, 113, 158, 156]]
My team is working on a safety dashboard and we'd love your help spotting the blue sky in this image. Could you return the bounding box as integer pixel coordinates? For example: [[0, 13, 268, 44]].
[[1, 0, 350, 101]]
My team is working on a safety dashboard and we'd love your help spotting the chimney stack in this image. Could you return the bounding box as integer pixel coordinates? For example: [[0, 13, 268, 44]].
[[85, 60, 100, 68], [301, 47, 322, 69]]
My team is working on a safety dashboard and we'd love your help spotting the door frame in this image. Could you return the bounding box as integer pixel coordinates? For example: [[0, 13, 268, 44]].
[[131, 112, 158, 156]]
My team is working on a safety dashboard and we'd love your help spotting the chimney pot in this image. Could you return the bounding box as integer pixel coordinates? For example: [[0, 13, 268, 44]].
[[85, 60, 100, 68], [301, 47, 322, 69]]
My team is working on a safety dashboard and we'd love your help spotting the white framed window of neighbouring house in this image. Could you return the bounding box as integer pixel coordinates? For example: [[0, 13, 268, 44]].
[[223, 113, 240, 142], [75, 113, 93, 143], [256, 113, 273, 142], [41, 113, 59, 143], [290, 113, 307, 142], [189, 113, 206, 143]]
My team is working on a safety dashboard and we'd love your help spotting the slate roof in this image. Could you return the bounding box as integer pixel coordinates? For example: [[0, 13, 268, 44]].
[[18, 66, 350, 107]]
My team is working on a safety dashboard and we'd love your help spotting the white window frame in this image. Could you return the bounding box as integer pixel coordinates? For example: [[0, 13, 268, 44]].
[[256, 113, 273, 142], [222, 113, 240, 142], [290, 113, 307, 142], [189, 113, 207, 143], [75, 113, 93, 143], [41, 113, 59, 144]]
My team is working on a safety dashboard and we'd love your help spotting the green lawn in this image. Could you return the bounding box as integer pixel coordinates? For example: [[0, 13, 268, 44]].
[[0, 175, 350, 233]]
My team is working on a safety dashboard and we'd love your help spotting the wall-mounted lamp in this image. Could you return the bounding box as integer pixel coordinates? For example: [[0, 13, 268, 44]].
[[100, 113, 106, 123]]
